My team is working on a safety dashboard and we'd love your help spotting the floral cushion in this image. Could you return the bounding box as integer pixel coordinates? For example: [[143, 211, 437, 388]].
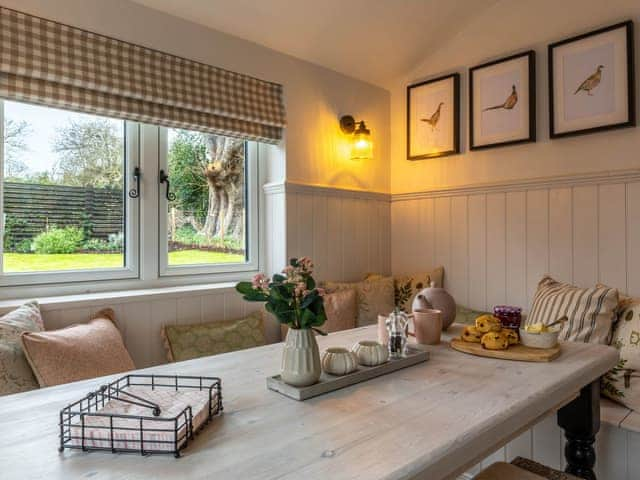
[[367, 267, 444, 313], [162, 311, 265, 362], [324, 277, 395, 327], [0, 301, 44, 396], [602, 299, 640, 411]]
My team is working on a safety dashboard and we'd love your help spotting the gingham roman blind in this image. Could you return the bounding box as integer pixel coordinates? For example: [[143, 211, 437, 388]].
[[0, 7, 285, 143]]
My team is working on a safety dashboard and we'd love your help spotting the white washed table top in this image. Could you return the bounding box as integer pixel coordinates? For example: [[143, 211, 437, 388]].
[[0, 324, 618, 480]]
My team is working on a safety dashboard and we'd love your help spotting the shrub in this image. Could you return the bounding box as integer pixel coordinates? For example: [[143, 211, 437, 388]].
[[14, 239, 32, 254], [83, 238, 111, 252], [107, 232, 124, 251], [32, 227, 84, 254]]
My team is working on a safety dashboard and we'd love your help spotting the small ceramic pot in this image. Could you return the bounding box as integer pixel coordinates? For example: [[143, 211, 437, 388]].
[[351, 340, 389, 366], [412, 285, 456, 330], [281, 328, 321, 387], [321, 348, 358, 376]]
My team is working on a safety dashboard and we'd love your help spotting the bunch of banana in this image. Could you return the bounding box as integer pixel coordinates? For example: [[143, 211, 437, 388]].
[[461, 314, 519, 351]]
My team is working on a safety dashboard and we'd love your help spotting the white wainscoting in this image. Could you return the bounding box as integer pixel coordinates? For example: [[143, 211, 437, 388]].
[[391, 170, 640, 479], [0, 286, 270, 369], [265, 181, 392, 282], [392, 171, 640, 310]]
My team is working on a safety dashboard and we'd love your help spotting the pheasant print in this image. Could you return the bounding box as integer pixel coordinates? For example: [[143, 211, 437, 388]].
[[574, 65, 604, 95], [483, 85, 518, 111], [421, 102, 443, 130]]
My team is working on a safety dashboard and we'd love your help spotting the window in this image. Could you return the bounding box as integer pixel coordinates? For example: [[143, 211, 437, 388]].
[[159, 128, 259, 276], [0, 100, 139, 286], [0, 100, 260, 293]]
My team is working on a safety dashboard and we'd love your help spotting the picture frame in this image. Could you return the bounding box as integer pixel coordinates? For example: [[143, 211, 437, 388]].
[[469, 51, 536, 150], [406, 73, 460, 160], [549, 21, 635, 138]]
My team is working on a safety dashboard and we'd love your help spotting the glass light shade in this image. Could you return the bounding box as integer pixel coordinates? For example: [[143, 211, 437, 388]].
[[351, 131, 372, 160]]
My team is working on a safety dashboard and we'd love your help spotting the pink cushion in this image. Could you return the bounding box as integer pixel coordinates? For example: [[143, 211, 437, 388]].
[[21, 309, 135, 387]]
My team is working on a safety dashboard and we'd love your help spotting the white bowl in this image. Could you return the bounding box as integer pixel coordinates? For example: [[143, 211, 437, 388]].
[[351, 340, 389, 366], [519, 327, 560, 349], [321, 348, 358, 376]]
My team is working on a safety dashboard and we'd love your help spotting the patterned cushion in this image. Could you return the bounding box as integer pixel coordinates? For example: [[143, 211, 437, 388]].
[[526, 276, 618, 344], [0, 301, 43, 396], [602, 299, 640, 411], [324, 276, 395, 327], [162, 311, 265, 362], [367, 267, 444, 313], [21, 309, 135, 387]]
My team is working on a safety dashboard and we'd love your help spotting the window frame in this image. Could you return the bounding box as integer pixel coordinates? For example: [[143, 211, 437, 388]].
[[157, 128, 260, 278], [0, 102, 140, 287]]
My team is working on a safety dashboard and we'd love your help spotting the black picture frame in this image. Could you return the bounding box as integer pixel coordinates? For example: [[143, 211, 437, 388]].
[[549, 21, 635, 139], [406, 73, 460, 160], [469, 50, 536, 150]]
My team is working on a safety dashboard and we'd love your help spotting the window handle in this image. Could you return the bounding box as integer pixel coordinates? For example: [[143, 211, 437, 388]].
[[159, 169, 176, 201], [128, 167, 141, 199]]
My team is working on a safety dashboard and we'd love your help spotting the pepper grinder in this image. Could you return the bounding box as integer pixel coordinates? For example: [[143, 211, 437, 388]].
[[385, 308, 409, 358]]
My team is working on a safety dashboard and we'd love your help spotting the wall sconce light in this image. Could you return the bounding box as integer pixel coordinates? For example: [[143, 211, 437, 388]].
[[340, 115, 372, 160]]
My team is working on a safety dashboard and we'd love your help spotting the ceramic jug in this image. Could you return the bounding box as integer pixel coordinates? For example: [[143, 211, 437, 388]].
[[412, 282, 456, 330]]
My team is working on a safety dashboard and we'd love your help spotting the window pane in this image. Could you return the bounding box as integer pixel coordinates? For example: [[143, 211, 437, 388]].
[[166, 129, 247, 267], [2, 101, 126, 273]]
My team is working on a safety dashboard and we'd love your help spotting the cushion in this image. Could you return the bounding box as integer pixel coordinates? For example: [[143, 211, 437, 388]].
[[21, 309, 135, 387], [367, 267, 444, 313], [602, 298, 640, 411], [162, 311, 265, 362], [324, 276, 395, 327], [0, 301, 43, 396], [455, 305, 492, 325], [473, 462, 546, 480], [526, 276, 618, 344], [281, 289, 358, 339]]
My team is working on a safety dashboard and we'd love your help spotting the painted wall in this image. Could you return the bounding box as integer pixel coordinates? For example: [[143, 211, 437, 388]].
[[2, 0, 390, 194], [389, 0, 640, 194]]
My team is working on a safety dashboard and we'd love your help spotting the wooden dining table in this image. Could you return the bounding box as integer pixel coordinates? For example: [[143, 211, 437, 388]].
[[0, 324, 618, 480]]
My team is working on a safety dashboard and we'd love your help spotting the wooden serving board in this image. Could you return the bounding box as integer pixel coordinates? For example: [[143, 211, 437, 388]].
[[450, 337, 561, 362], [267, 347, 429, 401]]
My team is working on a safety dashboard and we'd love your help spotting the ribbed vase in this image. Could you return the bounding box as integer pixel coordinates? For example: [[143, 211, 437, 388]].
[[281, 328, 321, 387]]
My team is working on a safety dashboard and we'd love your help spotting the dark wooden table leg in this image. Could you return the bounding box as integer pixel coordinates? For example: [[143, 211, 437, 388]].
[[557, 380, 600, 480]]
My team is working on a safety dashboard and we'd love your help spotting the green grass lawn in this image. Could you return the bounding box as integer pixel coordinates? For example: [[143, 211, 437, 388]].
[[3, 250, 245, 273]]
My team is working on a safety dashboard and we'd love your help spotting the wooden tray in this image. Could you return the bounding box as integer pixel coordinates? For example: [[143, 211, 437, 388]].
[[267, 347, 429, 401], [450, 338, 561, 362]]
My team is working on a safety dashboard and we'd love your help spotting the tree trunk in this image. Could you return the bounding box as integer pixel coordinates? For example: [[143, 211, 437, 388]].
[[199, 136, 245, 243]]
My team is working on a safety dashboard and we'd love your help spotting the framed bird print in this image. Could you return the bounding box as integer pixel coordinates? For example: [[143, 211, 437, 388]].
[[549, 21, 635, 138], [407, 73, 460, 160], [469, 51, 536, 150]]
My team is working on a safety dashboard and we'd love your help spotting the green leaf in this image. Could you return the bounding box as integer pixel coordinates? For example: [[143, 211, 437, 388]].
[[290, 258, 298, 267], [272, 273, 286, 283], [235, 282, 254, 295], [306, 276, 316, 291]]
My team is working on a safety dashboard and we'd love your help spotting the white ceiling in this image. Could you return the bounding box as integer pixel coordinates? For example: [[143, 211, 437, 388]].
[[130, 0, 497, 88]]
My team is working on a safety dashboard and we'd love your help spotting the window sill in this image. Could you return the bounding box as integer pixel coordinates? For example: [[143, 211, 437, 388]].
[[0, 282, 240, 313]]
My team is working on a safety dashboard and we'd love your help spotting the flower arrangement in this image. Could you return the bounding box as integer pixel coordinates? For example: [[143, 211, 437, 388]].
[[236, 257, 327, 331]]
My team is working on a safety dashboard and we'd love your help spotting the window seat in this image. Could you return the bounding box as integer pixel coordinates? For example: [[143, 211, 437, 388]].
[[601, 397, 640, 433]]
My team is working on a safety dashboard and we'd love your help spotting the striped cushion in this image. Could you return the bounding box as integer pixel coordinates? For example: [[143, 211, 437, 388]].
[[527, 276, 618, 344]]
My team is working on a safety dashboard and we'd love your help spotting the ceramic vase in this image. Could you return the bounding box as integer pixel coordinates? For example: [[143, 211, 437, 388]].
[[412, 286, 456, 330], [281, 328, 321, 387]]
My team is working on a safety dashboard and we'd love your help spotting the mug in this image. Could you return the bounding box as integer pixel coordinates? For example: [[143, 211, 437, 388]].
[[411, 309, 442, 345]]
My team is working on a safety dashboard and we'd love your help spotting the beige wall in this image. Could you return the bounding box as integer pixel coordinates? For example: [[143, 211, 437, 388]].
[[2, 0, 390, 193], [390, 0, 640, 194]]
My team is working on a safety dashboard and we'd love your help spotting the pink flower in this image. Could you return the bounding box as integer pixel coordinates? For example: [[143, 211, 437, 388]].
[[251, 273, 270, 291], [294, 282, 306, 298], [298, 256, 314, 273]]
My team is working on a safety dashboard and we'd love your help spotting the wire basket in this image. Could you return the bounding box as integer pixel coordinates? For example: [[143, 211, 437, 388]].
[[59, 374, 222, 458]]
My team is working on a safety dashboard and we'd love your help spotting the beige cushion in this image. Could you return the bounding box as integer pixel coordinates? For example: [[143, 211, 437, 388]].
[[0, 301, 43, 396], [281, 289, 358, 339], [602, 297, 640, 411], [526, 276, 618, 344], [162, 311, 265, 362], [324, 276, 395, 327], [21, 309, 135, 387]]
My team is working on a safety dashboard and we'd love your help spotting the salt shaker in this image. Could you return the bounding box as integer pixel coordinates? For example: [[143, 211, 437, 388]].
[[386, 308, 409, 358]]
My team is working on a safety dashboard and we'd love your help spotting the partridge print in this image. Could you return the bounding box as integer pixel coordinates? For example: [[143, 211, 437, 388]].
[[574, 65, 604, 95], [421, 102, 444, 130], [483, 85, 518, 111]]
